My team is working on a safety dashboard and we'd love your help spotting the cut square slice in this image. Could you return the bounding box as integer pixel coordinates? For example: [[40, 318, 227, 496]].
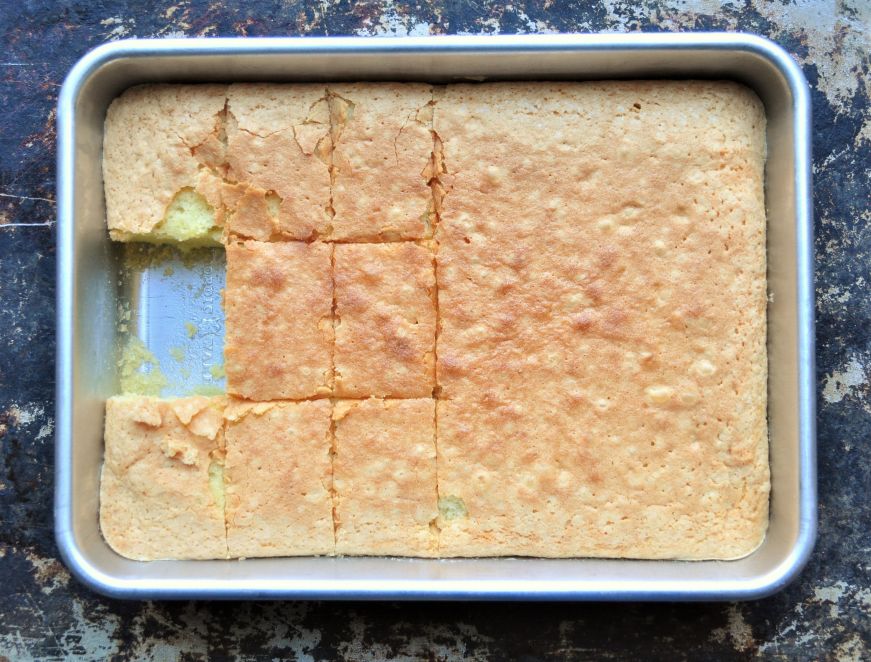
[[333, 398, 438, 556], [328, 83, 435, 241], [224, 400, 334, 558], [334, 243, 436, 398], [99, 395, 227, 560], [103, 84, 227, 245], [224, 240, 333, 400], [226, 84, 332, 240]]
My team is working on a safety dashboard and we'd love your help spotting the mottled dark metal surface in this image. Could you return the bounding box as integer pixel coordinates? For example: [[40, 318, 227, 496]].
[[1, 1, 869, 659]]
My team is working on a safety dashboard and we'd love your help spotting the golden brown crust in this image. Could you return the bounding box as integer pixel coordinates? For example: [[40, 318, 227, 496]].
[[103, 84, 227, 239], [99, 395, 227, 561], [334, 243, 437, 397], [328, 84, 435, 241], [434, 81, 768, 559], [224, 399, 334, 557], [333, 398, 438, 556], [103, 81, 768, 562], [224, 240, 333, 400], [226, 84, 332, 240]]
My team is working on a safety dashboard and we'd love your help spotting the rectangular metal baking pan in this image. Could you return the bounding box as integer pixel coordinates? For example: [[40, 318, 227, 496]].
[[56, 33, 816, 600]]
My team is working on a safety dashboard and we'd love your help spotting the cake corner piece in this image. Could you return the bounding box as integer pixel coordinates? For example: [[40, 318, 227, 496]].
[[99, 394, 228, 561], [103, 84, 228, 247]]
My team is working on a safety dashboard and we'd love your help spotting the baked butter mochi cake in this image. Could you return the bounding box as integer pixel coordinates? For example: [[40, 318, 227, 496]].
[[101, 81, 768, 561]]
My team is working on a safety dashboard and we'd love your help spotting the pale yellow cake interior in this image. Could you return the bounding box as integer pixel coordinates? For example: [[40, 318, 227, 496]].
[[111, 188, 222, 247]]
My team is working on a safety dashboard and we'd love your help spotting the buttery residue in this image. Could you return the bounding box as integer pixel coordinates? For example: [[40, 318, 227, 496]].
[[438, 495, 469, 520], [192, 384, 225, 396], [122, 243, 177, 271], [116, 301, 132, 334], [119, 336, 168, 395], [122, 243, 218, 271]]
